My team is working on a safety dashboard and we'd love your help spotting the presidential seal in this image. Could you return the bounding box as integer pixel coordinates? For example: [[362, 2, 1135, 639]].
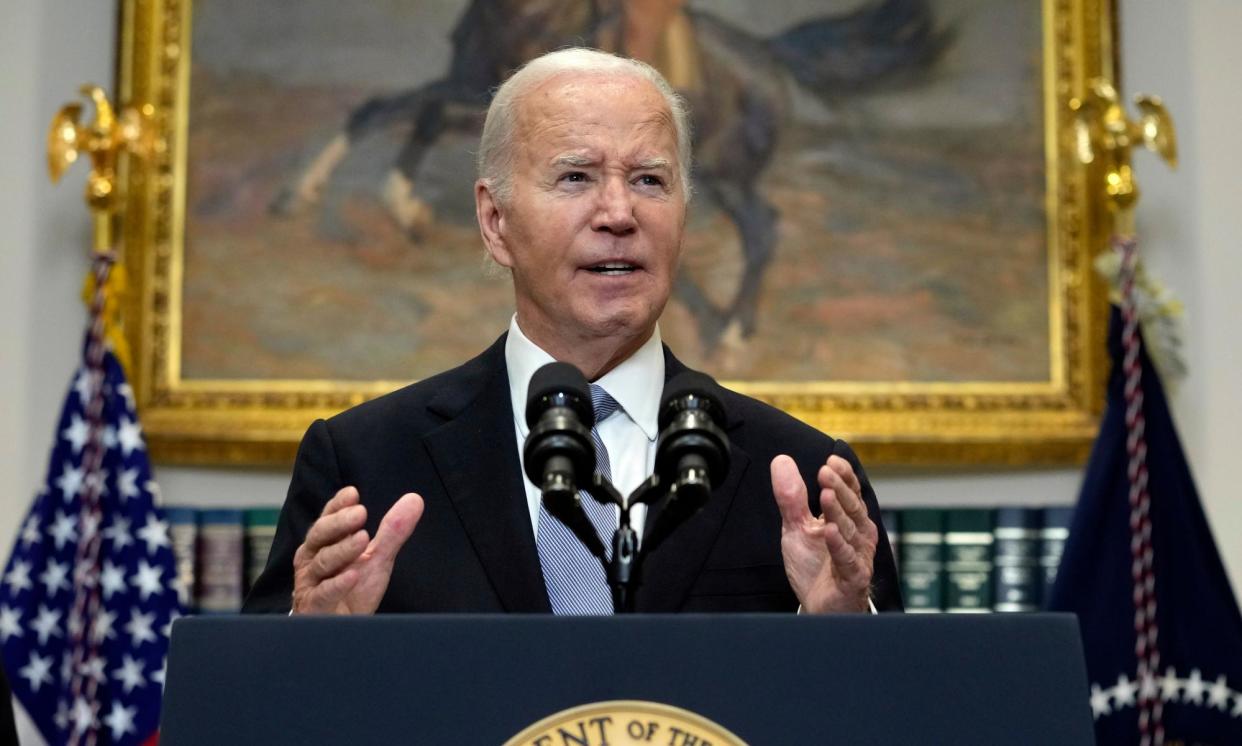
[[505, 700, 747, 746]]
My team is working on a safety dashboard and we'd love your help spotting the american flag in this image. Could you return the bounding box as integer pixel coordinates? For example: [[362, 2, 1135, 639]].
[[1, 256, 183, 745]]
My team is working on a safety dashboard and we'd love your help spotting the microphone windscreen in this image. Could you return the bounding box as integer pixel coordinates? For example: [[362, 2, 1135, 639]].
[[525, 362, 593, 427], [659, 371, 725, 430]]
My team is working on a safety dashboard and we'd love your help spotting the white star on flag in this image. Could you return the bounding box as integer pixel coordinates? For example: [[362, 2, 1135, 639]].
[[73, 369, 93, 406], [1112, 673, 1137, 707], [100, 560, 127, 600], [117, 416, 145, 456], [118, 382, 135, 410], [5, 560, 33, 595], [151, 657, 167, 688], [18, 651, 54, 693], [124, 609, 157, 647], [90, 608, 117, 643], [38, 559, 70, 597], [1090, 684, 1112, 717], [1160, 667, 1182, 701], [102, 424, 118, 450], [49, 510, 78, 550], [136, 514, 171, 555], [0, 605, 22, 641], [103, 515, 133, 550], [118, 467, 141, 502], [130, 559, 165, 601], [55, 464, 84, 502], [31, 604, 63, 646], [61, 413, 90, 454], [82, 469, 109, 499], [161, 609, 182, 639], [1207, 675, 1231, 710], [70, 696, 98, 735], [1184, 669, 1207, 704], [112, 654, 146, 694], [104, 702, 137, 741], [79, 655, 107, 684], [19, 514, 41, 548]]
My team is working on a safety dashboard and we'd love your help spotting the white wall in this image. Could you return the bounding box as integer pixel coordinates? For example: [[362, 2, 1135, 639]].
[[1, 1, 1238, 599]]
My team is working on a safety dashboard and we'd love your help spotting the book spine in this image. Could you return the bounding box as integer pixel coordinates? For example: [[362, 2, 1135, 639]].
[[993, 507, 1042, 612], [945, 509, 994, 613], [899, 509, 945, 612], [165, 507, 199, 614], [197, 509, 245, 614], [244, 507, 281, 598], [1040, 506, 1074, 606]]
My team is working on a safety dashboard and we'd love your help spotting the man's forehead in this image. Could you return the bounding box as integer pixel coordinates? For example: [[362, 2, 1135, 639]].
[[518, 71, 674, 131]]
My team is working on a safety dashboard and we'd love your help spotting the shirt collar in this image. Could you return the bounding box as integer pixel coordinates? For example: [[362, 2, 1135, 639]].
[[505, 315, 663, 441]]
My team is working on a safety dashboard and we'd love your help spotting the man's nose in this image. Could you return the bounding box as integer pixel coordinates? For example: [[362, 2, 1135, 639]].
[[591, 176, 637, 235]]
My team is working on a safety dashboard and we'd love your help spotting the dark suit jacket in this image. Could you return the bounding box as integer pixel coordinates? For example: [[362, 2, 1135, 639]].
[[244, 335, 903, 614]]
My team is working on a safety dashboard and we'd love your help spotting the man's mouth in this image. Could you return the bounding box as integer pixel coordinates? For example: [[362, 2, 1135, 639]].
[[586, 262, 640, 276]]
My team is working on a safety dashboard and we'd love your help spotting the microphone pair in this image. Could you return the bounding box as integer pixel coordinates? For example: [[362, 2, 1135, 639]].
[[522, 362, 731, 551]]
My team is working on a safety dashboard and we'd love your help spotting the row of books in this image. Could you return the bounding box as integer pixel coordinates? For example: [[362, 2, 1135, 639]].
[[165, 507, 279, 614], [164, 505, 1074, 614], [885, 507, 1074, 613]]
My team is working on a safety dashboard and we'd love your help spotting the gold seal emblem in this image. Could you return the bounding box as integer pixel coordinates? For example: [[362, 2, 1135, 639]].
[[505, 700, 747, 746]]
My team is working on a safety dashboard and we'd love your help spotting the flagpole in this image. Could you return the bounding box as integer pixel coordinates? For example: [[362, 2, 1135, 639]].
[[1072, 76, 1178, 746]]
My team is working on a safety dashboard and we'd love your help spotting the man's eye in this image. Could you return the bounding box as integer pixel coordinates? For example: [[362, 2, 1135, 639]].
[[561, 172, 588, 183], [636, 174, 665, 188]]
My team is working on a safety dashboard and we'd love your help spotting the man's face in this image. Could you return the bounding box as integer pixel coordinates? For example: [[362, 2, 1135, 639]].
[[477, 72, 687, 352]]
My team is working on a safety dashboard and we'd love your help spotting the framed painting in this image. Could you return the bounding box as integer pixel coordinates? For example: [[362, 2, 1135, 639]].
[[116, 0, 1117, 466]]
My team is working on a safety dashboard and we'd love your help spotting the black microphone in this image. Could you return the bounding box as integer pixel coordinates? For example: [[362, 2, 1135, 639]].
[[522, 362, 607, 558], [652, 372, 730, 536]]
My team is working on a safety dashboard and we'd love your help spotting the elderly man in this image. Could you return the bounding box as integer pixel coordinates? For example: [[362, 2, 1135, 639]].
[[244, 48, 902, 616]]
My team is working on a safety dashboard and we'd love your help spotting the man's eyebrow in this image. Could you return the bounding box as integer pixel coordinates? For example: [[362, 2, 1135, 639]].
[[551, 154, 597, 168], [634, 157, 672, 171]]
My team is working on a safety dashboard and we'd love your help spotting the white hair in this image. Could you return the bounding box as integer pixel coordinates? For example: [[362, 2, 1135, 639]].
[[477, 47, 694, 204]]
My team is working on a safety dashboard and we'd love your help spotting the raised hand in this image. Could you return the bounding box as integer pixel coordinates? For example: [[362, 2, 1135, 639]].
[[291, 486, 424, 615], [770, 454, 877, 613]]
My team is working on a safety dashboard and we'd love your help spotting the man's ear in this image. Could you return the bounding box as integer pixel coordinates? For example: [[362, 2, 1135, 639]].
[[475, 180, 514, 268]]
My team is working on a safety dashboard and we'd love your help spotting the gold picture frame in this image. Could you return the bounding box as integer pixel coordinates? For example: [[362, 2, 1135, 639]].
[[116, 0, 1117, 467]]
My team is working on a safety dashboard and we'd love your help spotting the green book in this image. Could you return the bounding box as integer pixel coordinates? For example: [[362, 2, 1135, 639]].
[[993, 507, 1042, 612], [944, 509, 994, 613], [244, 507, 281, 597], [899, 509, 945, 612]]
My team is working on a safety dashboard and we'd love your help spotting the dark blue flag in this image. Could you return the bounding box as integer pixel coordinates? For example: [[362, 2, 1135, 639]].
[[1049, 307, 1242, 744], [1, 331, 183, 745]]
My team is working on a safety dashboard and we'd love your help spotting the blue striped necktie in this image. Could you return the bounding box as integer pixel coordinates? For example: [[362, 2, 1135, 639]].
[[536, 383, 619, 615]]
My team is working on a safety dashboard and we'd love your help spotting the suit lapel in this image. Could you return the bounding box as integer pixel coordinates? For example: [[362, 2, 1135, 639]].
[[637, 349, 751, 612], [422, 337, 551, 613]]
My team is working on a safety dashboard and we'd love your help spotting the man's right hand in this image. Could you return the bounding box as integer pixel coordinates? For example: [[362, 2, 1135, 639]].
[[291, 486, 424, 614]]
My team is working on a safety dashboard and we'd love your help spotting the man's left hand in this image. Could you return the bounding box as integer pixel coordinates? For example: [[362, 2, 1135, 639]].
[[770, 454, 877, 613]]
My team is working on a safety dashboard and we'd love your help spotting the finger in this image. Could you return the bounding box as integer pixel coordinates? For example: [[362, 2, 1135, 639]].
[[303, 503, 368, 555], [823, 458, 868, 526], [305, 529, 369, 584], [308, 566, 361, 612], [827, 456, 864, 505], [363, 493, 424, 565], [824, 522, 869, 591], [817, 483, 858, 546], [322, 486, 361, 516], [770, 455, 812, 528]]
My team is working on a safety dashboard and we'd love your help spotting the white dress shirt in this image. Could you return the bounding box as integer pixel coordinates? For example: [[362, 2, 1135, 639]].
[[505, 315, 663, 540]]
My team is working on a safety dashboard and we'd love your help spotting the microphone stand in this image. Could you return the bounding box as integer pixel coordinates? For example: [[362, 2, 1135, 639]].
[[582, 473, 694, 614]]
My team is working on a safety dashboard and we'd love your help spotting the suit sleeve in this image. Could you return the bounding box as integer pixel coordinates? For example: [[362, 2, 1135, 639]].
[[832, 439, 904, 612], [242, 419, 344, 613]]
